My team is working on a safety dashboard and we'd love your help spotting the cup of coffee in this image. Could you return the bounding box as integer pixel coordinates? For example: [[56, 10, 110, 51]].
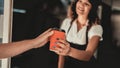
[[50, 28, 65, 50]]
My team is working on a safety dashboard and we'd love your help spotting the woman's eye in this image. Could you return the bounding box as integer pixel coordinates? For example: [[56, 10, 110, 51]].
[[78, 0, 82, 3], [85, 3, 89, 6]]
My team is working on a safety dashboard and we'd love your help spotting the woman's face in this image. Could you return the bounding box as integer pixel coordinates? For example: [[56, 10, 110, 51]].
[[76, 0, 92, 16]]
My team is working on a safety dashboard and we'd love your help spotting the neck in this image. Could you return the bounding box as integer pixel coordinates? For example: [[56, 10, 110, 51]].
[[77, 16, 88, 25], [76, 16, 88, 32]]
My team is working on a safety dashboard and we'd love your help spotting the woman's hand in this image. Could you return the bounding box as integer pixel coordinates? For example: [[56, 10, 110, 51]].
[[51, 39, 71, 56]]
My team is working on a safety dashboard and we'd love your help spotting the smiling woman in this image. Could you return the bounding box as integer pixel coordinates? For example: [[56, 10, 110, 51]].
[[51, 0, 103, 68]]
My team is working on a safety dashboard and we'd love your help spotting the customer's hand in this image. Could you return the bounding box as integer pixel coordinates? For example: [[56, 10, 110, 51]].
[[51, 39, 71, 56], [32, 28, 54, 48]]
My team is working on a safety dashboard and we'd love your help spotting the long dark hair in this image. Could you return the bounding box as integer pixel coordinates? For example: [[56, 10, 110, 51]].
[[70, 0, 101, 26]]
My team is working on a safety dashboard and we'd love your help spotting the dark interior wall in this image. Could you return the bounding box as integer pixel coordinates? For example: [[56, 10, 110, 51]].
[[13, 0, 44, 10], [11, 0, 65, 68], [97, 2, 112, 68], [12, 0, 65, 41], [11, 0, 120, 68], [97, 1, 120, 68]]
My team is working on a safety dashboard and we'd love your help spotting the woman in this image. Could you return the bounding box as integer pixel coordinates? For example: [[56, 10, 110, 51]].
[[51, 0, 103, 68]]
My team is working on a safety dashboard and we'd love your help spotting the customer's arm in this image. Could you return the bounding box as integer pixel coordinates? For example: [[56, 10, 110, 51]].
[[0, 28, 53, 59]]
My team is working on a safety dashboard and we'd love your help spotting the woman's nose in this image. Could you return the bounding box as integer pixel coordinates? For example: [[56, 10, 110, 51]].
[[79, 3, 85, 8]]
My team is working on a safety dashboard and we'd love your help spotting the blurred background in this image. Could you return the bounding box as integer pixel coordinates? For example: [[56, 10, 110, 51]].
[[11, 0, 120, 68], [0, 0, 120, 68]]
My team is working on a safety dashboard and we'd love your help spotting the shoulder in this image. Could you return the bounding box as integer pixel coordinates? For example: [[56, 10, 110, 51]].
[[62, 18, 72, 24], [88, 25, 103, 39], [90, 25, 103, 31], [89, 24, 103, 34], [61, 18, 72, 27], [60, 18, 72, 32]]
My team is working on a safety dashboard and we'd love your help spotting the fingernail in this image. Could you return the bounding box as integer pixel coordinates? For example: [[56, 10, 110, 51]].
[[55, 42, 58, 44], [53, 46, 56, 48]]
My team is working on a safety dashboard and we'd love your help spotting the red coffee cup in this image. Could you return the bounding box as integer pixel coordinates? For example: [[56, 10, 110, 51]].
[[50, 28, 65, 50]]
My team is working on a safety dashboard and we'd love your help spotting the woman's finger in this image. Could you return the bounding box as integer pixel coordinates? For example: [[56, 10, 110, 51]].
[[56, 42, 66, 48], [57, 39, 69, 46], [57, 39, 67, 44], [54, 46, 63, 52]]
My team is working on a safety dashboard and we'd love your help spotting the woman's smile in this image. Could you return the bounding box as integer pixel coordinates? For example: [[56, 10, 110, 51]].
[[77, 7, 84, 14]]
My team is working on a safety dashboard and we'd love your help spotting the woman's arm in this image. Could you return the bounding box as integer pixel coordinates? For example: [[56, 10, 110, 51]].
[[52, 36, 100, 61], [68, 36, 100, 61]]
